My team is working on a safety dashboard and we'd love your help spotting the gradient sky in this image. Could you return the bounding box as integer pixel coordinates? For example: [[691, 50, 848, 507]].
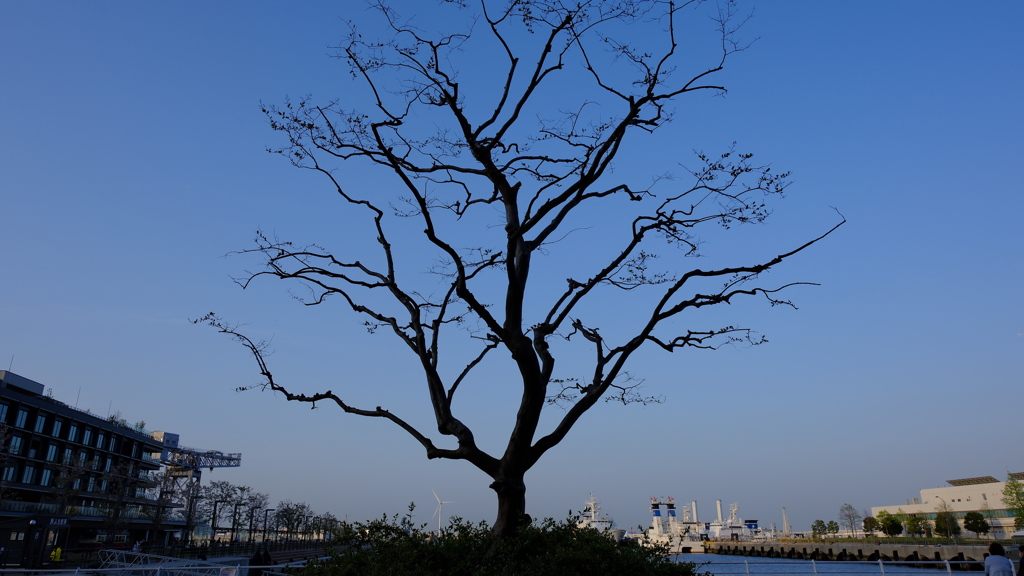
[[1, 1, 1021, 533]]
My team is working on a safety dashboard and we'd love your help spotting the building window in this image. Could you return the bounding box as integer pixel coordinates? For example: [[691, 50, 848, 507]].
[[1, 466, 16, 482], [73, 478, 81, 490], [52, 419, 62, 438], [40, 469, 52, 487], [97, 432, 105, 449], [9, 436, 22, 455], [34, 415, 46, 433], [63, 448, 73, 463], [104, 458, 112, 472], [109, 436, 117, 451], [68, 424, 79, 443], [21, 466, 35, 484], [83, 429, 93, 446], [9, 532, 25, 541], [46, 444, 57, 461], [78, 452, 87, 466], [15, 409, 28, 428], [0, 404, 8, 423], [87, 477, 96, 492]]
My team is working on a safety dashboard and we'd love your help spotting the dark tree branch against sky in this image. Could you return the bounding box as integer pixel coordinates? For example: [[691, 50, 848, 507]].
[[198, 0, 843, 536]]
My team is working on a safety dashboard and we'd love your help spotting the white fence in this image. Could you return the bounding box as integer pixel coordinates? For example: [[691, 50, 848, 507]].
[[694, 557, 997, 575], [0, 557, 1009, 576]]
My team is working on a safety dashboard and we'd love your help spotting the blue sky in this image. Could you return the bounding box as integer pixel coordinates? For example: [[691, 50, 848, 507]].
[[1, 1, 1021, 532]]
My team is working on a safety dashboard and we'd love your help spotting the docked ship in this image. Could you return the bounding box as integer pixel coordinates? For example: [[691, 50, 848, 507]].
[[706, 500, 758, 541], [577, 493, 626, 541], [632, 498, 766, 553], [640, 497, 708, 553]]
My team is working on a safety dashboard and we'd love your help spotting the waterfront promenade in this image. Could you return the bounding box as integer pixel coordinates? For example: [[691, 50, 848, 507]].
[[706, 540, 1016, 565], [0, 547, 330, 576]]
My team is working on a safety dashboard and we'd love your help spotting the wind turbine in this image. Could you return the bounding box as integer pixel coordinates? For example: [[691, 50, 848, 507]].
[[432, 489, 455, 533]]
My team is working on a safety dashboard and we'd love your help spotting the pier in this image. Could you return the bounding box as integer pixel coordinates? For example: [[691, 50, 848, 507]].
[[705, 541, 1002, 566]]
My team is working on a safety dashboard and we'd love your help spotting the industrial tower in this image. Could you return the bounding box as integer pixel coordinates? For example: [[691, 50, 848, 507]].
[[151, 431, 241, 544]]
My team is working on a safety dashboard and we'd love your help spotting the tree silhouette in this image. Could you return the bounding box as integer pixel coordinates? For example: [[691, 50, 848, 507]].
[[46, 450, 95, 516], [811, 520, 826, 539], [837, 503, 861, 537], [861, 516, 878, 536], [201, 0, 842, 536], [1003, 475, 1024, 530], [962, 511, 989, 538]]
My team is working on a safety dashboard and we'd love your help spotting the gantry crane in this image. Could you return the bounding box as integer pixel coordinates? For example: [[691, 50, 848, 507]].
[[151, 431, 241, 545], [152, 431, 241, 485]]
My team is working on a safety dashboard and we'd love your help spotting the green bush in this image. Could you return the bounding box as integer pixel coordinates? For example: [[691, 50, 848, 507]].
[[303, 508, 707, 576]]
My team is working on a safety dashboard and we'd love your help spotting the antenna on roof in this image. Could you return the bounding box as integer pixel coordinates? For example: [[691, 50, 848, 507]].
[[7, 355, 12, 371]]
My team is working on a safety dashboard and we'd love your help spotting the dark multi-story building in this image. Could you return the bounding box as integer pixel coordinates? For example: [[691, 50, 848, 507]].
[[0, 370, 176, 566]]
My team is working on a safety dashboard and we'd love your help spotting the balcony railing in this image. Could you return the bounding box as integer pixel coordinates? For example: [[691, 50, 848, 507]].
[[0, 499, 188, 522]]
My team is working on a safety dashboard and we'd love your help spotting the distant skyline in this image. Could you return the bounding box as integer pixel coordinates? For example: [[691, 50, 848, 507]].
[[1, 1, 1021, 533]]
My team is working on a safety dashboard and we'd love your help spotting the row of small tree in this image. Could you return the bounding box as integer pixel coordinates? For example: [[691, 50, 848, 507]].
[[813, 505, 985, 540], [811, 474, 1024, 540], [861, 509, 977, 538], [159, 478, 338, 546]]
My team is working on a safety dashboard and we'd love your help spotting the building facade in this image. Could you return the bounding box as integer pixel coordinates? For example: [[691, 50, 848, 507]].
[[870, 474, 1023, 539], [0, 370, 180, 566]]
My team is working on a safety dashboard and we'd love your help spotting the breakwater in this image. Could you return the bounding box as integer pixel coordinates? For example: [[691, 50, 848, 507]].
[[705, 541, 991, 565]]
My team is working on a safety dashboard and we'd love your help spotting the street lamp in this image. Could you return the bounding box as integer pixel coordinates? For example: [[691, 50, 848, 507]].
[[231, 502, 242, 544], [248, 508, 258, 545], [212, 500, 229, 544], [934, 496, 957, 546], [262, 509, 276, 545]]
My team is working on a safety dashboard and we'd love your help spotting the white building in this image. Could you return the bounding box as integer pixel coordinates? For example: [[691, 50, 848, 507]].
[[871, 473, 1022, 539]]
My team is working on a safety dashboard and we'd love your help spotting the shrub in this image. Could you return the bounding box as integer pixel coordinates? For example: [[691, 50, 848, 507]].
[[303, 508, 706, 576]]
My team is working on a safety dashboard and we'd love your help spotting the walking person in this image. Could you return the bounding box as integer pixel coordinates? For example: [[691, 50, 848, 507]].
[[249, 550, 264, 576]]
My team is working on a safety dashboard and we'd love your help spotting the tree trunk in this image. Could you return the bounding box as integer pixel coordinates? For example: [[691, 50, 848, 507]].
[[490, 473, 528, 538]]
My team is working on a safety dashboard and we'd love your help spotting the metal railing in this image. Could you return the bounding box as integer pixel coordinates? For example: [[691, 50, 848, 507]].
[[0, 549, 329, 576], [694, 558, 1005, 575], [0, 558, 1006, 576]]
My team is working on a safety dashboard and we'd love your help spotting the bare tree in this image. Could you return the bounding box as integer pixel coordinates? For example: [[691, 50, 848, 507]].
[[99, 461, 147, 538], [275, 500, 314, 541], [238, 486, 270, 543], [201, 0, 842, 537], [142, 471, 173, 543], [837, 503, 861, 537], [46, 450, 95, 516], [198, 480, 239, 541]]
